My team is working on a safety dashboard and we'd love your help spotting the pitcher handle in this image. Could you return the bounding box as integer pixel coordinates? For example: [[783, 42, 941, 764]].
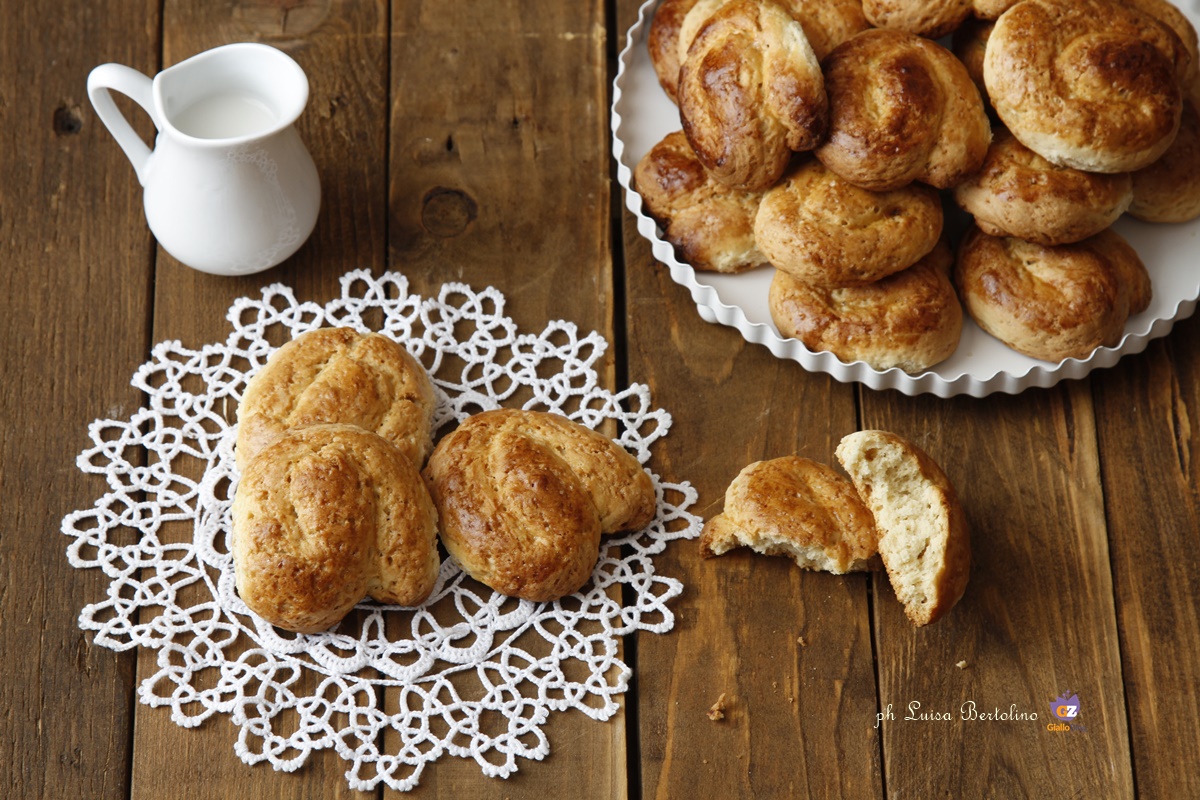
[[87, 64, 160, 185]]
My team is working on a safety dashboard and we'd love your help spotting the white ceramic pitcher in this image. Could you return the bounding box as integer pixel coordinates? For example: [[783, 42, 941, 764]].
[[88, 43, 321, 276]]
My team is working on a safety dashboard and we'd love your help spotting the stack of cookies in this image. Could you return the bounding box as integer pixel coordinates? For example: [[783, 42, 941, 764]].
[[230, 328, 656, 633], [636, 0, 1200, 368]]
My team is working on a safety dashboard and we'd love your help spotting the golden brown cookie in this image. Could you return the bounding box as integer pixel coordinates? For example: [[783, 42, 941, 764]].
[[783, 0, 872, 60], [951, 18, 993, 101], [971, 0, 1020, 20], [953, 128, 1134, 245], [836, 430, 970, 627], [634, 131, 769, 273], [1130, 96, 1200, 222], [648, 0, 701, 102], [816, 29, 990, 191], [699, 455, 879, 574], [863, 0, 972, 39], [754, 158, 943, 286], [675, 0, 869, 72], [1124, 0, 1198, 87], [423, 409, 656, 602], [678, 0, 827, 191], [984, 0, 1186, 173], [236, 327, 437, 471], [955, 225, 1153, 362], [232, 424, 441, 633], [769, 239, 963, 372]]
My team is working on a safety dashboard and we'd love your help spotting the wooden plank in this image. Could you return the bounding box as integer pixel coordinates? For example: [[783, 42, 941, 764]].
[[0, 1, 160, 797], [1093, 315, 1200, 799], [616, 6, 883, 797], [127, 2, 387, 797], [861, 383, 1135, 797], [619, 224, 884, 800], [386, 1, 623, 796]]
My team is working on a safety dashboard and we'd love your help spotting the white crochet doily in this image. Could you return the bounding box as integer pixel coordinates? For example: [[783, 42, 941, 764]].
[[62, 270, 701, 792]]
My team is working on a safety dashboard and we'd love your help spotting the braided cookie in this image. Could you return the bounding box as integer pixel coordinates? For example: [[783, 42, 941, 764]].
[[780, 0, 871, 60], [1124, 0, 1199, 87], [232, 424, 440, 633], [955, 226, 1153, 362], [699, 455, 879, 574], [953, 128, 1134, 246], [863, 0, 972, 40], [769, 239, 963, 372], [984, 0, 1186, 173], [754, 158, 943, 286], [635, 130, 769, 273], [236, 327, 437, 471], [648, 0, 700, 102], [662, 0, 868, 101], [952, 18, 993, 101], [678, 0, 827, 191], [423, 409, 656, 602], [1130, 94, 1200, 222], [816, 29, 990, 191], [971, 0, 1020, 20]]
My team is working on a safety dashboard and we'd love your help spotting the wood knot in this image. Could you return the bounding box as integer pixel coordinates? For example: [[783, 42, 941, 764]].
[[232, 0, 331, 37], [54, 105, 83, 136], [421, 187, 477, 238]]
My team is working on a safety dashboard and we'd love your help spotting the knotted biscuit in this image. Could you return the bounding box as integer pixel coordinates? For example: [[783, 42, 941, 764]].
[[682, 0, 870, 61], [649, 0, 701, 102], [953, 128, 1134, 245], [232, 424, 440, 633], [678, 0, 827, 191], [863, 0, 972, 40], [984, 0, 1186, 173], [1130, 94, 1200, 222], [836, 431, 970, 627], [769, 239, 963, 372], [780, 0, 871, 61], [955, 225, 1153, 362], [816, 29, 990, 191], [1124, 0, 1199, 87], [971, 0, 1020, 20], [700, 455, 879, 574], [423, 409, 656, 602], [754, 158, 943, 287], [635, 130, 769, 273], [952, 18, 993, 102], [236, 328, 437, 472]]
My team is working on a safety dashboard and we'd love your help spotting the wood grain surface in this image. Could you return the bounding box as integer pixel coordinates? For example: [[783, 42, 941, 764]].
[[0, 1, 156, 798], [385, 2, 622, 797], [1093, 315, 1200, 800], [861, 384, 1134, 798], [4, 0, 1200, 797], [128, 2, 387, 798]]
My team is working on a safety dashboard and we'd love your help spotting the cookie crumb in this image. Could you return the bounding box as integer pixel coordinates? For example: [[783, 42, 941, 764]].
[[708, 693, 728, 721], [955, 660, 968, 670], [797, 636, 807, 647]]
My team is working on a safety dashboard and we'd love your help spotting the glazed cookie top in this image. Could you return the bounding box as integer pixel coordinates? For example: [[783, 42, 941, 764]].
[[984, 0, 1186, 173], [816, 29, 990, 191]]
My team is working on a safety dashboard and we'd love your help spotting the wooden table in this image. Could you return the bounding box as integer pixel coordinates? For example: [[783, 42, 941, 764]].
[[4, 1, 1199, 797]]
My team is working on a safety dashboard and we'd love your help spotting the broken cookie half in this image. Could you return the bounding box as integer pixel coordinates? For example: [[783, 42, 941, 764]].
[[699, 455, 880, 575], [836, 430, 970, 627], [701, 432, 970, 626]]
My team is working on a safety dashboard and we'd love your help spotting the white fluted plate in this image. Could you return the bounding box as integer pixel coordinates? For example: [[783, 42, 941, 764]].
[[612, 0, 1200, 397]]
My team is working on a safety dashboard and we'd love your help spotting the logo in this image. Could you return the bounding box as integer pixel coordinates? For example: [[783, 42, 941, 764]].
[[1051, 692, 1080, 721], [1047, 691, 1086, 733]]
